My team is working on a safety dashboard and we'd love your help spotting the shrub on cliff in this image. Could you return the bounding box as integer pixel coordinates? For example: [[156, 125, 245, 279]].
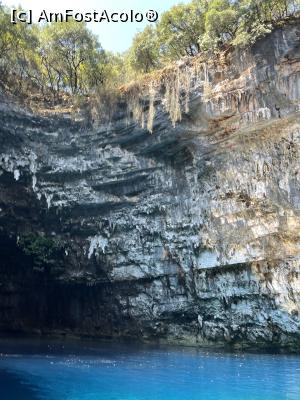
[[128, 0, 300, 69], [18, 233, 62, 270], [0, 0, 299, 107], [126, 26, 161, 74], [156, 1, 207, 60], [233, 0, 300, 46]]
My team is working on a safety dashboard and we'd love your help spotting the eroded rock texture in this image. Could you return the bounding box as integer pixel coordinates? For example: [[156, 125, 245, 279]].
[[0, 21, 300, 350]]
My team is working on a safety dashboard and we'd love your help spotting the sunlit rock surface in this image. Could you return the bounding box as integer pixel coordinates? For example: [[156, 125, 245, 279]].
[[0, 21, 300, 350]]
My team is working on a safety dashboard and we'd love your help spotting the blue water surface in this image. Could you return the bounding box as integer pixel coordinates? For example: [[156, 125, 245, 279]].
[[0, 338, 299, 400]]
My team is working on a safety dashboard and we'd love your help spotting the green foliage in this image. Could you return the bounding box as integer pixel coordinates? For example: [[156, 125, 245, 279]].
[[127, 26, 160, 73], [18, 233, 61, 268], [97, 52, 124, 87], [245, 0, 299, 22], [0, 5, 40, 91], [201, 0, 240, 50], [124, 0, 299, 131], [40, 20, 106, 95], [127, 0, 299, 72], [0, 0, 299, 103], [0, 5, 107, 99], [233, 0, 300, 46], [156, 1, 207, 60]]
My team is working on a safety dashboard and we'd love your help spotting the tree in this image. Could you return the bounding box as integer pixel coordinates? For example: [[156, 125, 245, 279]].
[[200, 0, 240, 50], [38, 27, 63, 99], [0, 5, 40, 90], [127, 26, 160, 73], [41, 20, 106, 95], [156, 0, 208, 61], [242, 0, 298, 23], [233, 0, 300, 46], [101, 52, 129, 87], [1, 0, 299, 101]]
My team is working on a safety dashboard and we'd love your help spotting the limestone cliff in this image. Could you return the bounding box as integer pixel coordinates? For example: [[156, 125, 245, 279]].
[[0, 20, 300, 351]]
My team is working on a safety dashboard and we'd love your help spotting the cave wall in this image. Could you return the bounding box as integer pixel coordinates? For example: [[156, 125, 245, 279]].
[[0, 21, 300, 350]]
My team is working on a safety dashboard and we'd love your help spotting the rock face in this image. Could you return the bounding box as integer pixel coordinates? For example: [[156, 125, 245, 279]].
[[0, 21, 300, 350]]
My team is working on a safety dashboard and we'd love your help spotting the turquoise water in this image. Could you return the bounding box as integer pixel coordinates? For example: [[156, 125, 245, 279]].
[[0, 339, 300, 400]]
